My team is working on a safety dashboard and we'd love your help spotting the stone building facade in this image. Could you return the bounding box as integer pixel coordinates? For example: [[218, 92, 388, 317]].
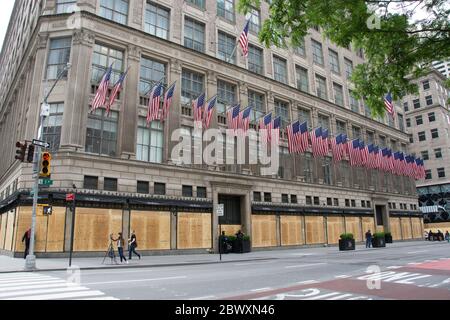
[[0, 0, 422, 257]]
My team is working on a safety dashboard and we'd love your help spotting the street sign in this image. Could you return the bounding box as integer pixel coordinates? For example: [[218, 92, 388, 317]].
[[32, 139, 50, 149], [43, 206, 52, 215], [40, 103, 50, 117], [39, 178, 53, 186], [216, 204, 224, 217], [66, 193, 75, 201]]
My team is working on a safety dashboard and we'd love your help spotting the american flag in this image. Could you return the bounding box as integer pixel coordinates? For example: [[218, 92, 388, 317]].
[[321, 128, 329, 156], [193, 93, 206, 123], [106, 69, 128, 116], [227, 104, 241, 131], [367, 144, 375, 168], [374, 146, 382, 170], [331, 134, 343, 162], [311, 127, 323, 158], [259, 113, 272, 143], [271, 116, 281, 144], [146, 82, 163, 124], [239, 20, 250, 57], [393, 152, 400, 175], [238, 106, 252, 133], [298, 121, 309, 153], [91, 65, 113, 112], [387, 149, 395, 173], [161, 81, 176, 122], [203, 96, 217, 129], [384, 92, 395, 117], [348, 139, 360, 166], [399, 152, 406, 176], [287, 121, 300, 153], [359, 141, 369, 167], [340, 134, 348, 159]]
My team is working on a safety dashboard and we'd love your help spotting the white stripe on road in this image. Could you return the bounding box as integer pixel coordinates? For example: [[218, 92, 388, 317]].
[[250, 287, 271, 292], [285, 263, 326, 269], [407, 251, 427, 254], [0, 276, 56, 284], [0, 280, 66, 288], [0, 286, 91, 298], [296, 280, 319, 285], [83, 276, 187, 286], [189, 295, 216, 300], [386, 266, 402, 269], [233, 263, 258, 266], [304, 292, 341, 300], [78, 297, 119, 300], [327, 293, 353, 300], [5, 290, 106, 300], [408, 262, 419, 265], [335, 275, 350, 279], [0, 283, 73, 292], [0, 274, 53, 281]]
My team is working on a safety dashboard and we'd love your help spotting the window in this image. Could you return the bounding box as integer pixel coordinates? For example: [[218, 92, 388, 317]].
[[418, 131, 426, 141], [136, 117, 163, 163], [291, 195, 297, 204], [306, 196, 312, 205], [42, 103, 64, 152], [275, 100, 289, 127], [398, 114, 404, 132], [349, 90, 359, 112], [218, 31, 236, 63], [273, 56, 288, 84], [327, 198, 333, 206], [367, 201, 371, 208], [186, 0, 204, 9], [356, 48, 364, 59], [367, 131, 374, 144], [388, 203, 392, 209], [56, 0, 77, 13], [100, 0, 128, 24], [425, 170, 432, 180], [333, 83, 344, 107], [197, 187, 207, 198], [334, 198, 339, 206], [329, 49, 340, 74], [294, 38, 306, 56], [413, 99, 420, 109], [296, 66, 309, 93], [361, 200, 366, 207], [392, 203, 396, 209], [137, 181, 149, 194], [403, 102, 409, 112], [83, 176, 98, 190], [248, 90, 265, 121], [431, 129, 439, 139], [248, 45, 263, 75], [406, 118, 411, 128], [311, 40, 324, 65], [379, 135, 386, 147], [217, 80, 236, 114], [437, 168, 446, 178], [298, 108, 311, 124], [104, 178, 117, 191], [217, 0, 235, 22], [409, 134, 413, 143], [336, 120, 347, 135], [421, 151, 429, 160], [344, 58, 353, 79], [181, 69, 204, 106], [345, 199, 350, 207], [139, 57, 166, 97], [351, 199, 356, 207], [145, 2, 170, 39], [352, 126, 361, 140], [154, 182, 166, 195], [315, 75, 327, 100], [184, 17, 205, 52], [423, 80, 430, 90], [428, 112, 435, 122], [85, 109, 118, 156], [264, 192, 272, 202], [91, 44, 123, 85], [324, 158, 332, 185], [425, 95, 433, 106], [182, 185, 193, 197], [248, 7, 260, 33], [253, 191, 261, 202], [313, 196, 320, 205], [416, 115, 423, 125], [47, 38, 71, 80], [282, 194, 289, 203], [318, 114, 329, 130], [435, 148, 442, 159]]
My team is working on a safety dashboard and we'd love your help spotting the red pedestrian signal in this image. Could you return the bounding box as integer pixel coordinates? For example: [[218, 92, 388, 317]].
[[15, 142, 27, 162]]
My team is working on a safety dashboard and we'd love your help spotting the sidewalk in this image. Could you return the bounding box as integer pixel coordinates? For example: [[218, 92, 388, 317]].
[[0, 239, 437, 273]]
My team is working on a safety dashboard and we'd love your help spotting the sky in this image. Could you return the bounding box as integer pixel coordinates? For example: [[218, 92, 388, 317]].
[[0, 0, 15, 52]]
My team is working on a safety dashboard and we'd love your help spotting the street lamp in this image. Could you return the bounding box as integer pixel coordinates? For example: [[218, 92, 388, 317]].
[[25, 63, 71, 270]]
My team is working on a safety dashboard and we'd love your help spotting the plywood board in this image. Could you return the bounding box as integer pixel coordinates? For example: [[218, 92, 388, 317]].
[[280, 216, 303, 246], [326, 216, 344, 244], [389, 217, 402, 241], [15, 207, 49, 253], [401, 217, 412, 239], [45, 207, 66, 252], [0, 214, 7, 249], [220, 225, 242, 237], [251, 215, 277, 247], [345, 217, 362, 242], [74, 208, 123, 252], [411, 218, 423, 239], [362, 217, 376, 236], [424, 222, 450, 235], [4, 211, 15, 251], [177, 212, 212, 249], [305, 216, 325, 244], [130, 211, 170, 250]]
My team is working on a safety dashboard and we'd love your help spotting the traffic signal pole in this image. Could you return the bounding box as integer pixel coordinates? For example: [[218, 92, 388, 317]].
[[25, 63, 70, 271]]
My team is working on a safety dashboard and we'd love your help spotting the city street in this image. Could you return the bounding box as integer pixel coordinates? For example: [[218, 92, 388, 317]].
[[1, 240, 450, 300]]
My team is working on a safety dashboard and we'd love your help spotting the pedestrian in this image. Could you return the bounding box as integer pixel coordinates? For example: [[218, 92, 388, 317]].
[[220, 231, 229, 254], [235, 230, 244, 253], [428, 230, 433, 241], [111, 232, 128, 264], [424, 230, 428, 240], [22, 228, 31, 259], [445, 231, 450, 243], [365, 229, 372, 248], [128, 230, 141, 260]]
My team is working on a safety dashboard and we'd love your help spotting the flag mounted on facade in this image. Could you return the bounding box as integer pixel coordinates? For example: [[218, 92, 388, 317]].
[[259, 113, 272, 144], [146, 82, 163, 124], [348, 139, 360, 166], [321, 128, 329, 156], [161, 81, 176, 122], [193, 93, 206, 123], [287, 121, 300, 153], [106, 68, 129, 116], [311, 127, 323, 158], [331, 134, 342, 162], [384, 92, 395, 118], [91, 64, 113, 112], [238, 20, 250, 57], [239, 106, 252, 133], [299, 121, 309, 153], [341, 134, 348, 159], [227, 104, 241, 131], [203, 95, 217, 129], [359, 141, 368, 167], [271, 116, 281, 144]]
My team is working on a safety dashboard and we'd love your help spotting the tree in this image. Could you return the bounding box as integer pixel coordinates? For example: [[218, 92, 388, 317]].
[[238, 0, 450, 117]]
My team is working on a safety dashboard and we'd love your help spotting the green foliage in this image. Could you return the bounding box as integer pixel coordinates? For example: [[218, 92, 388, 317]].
[[374, 232, 385, 238], [243, 235, 251, 241], [238, 0, 450, 117], [340, 233, 354, 240], [385, 232, 392, 237], [227, 235, 237, 241]]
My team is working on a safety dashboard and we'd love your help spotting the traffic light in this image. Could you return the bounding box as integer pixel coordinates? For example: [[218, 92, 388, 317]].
[[39, 152, 51, 178], [15, 142, 27, 162], [26, 144, 35, 163]]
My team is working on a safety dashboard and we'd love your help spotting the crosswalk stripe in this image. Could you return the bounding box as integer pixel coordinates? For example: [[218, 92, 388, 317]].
[[304, 292, 341, 300], [0, 277, 56, 284], [78, 297, 119, 300], [327, 293, 353, 300], [0, 275, 51, 281], [0, 283, 72, 292], [0, 280, 65, 288], [5, 290, 106, 300], [0, 286, 91, 298]]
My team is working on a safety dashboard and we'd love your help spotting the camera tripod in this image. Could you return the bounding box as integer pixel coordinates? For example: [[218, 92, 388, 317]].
[[102, 240, 118, 265]]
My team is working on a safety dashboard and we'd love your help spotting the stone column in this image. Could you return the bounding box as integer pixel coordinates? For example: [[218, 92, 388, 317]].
[[242, 192, 252, 239], [59, 29, 95, 151], [166, 58, 182, 163]]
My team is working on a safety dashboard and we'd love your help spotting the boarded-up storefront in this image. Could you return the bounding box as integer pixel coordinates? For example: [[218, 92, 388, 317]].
[[389, 217, 402, 240], [326, 216, 345, 244], [305, 216, 325, 244], [130, 211, 170, 250], [252, 215, 277, 247], [345, 217, 362, 241], [177, 212, 211, 249], [280, 215, 303, 246], [401, 217, 413, 239]]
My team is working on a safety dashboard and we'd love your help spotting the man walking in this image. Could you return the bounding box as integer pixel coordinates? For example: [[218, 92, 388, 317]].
[[128, 230, 141, 260], [365, 229, 372, 248], [22, 228, 31, 259]]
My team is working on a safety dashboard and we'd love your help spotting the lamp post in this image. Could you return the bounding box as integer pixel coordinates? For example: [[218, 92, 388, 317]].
[[25, 63, 71, 270]]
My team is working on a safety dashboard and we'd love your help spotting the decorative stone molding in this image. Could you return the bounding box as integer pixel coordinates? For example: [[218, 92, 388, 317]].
[[170, 58, 182, 75], [72, 29, 95, 46], [36, 33, 49, 50], [132, 0, 144, 26], [128, 44, 141, 61]]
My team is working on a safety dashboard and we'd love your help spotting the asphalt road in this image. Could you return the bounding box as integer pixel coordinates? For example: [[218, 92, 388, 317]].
[[1, 241, 450, 300]]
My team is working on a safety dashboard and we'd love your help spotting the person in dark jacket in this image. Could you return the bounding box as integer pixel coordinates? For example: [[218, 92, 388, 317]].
[[128, 230, 141, 260], [235, 230, 244, 253], [111, 232, 128, 264], [22, 228, 31, 259], [365, 230, 372, 248]]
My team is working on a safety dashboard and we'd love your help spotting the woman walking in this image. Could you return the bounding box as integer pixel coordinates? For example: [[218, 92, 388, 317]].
[[111, 232, 128, 264], [128, 230, 141, 260]]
